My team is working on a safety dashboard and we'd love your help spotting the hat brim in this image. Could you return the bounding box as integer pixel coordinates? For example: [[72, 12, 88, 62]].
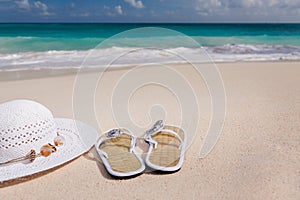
[[0, 118, 98, 182]]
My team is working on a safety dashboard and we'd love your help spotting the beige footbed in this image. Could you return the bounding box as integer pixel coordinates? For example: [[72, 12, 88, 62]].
[[99, 134, 142, 173], [149, 125, 185, 167]]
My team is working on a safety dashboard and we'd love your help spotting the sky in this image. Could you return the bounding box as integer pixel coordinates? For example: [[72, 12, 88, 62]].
[[0, 0, 300, 23]]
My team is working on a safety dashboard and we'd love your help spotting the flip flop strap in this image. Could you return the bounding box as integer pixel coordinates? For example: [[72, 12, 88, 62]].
[[145, 120, 183, 149], [145, 129, 183, 149], [97, 128, 136, 158]]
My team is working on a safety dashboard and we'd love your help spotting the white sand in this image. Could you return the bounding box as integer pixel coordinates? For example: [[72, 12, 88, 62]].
[[0, 62, 299, 199]]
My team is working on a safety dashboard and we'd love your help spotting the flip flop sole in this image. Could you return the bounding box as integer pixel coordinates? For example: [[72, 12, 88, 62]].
[[96, 134, 145, 177], [145, 125, 186, 172]]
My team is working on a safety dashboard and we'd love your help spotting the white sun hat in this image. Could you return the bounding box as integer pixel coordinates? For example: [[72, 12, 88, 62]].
[[0, 99, 98, 182]]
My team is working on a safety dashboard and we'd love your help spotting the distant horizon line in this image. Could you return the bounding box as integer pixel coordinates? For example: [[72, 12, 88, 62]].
[[0, 22, 300, 24]]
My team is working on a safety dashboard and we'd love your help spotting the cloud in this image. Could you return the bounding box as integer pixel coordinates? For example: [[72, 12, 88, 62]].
[[0, 0, 30, 10], [115, 5, 123, 15], [195, 0, 300, 20], [196, 0, 300, 10], [34, 1, 51, 16], [15, 0, 30, 10], [103, 5, 115, 16], [70, 12, 90, 17], [195, 0, 223, 16], [124, 0, 144, 9]]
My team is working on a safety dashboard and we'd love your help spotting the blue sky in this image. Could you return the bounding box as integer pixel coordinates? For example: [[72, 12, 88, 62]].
[[0, 0, 300, 23]]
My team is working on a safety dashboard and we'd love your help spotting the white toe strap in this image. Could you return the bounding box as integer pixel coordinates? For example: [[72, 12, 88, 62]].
[[145, 120, 183, 149], [96, 128, 136, 158]]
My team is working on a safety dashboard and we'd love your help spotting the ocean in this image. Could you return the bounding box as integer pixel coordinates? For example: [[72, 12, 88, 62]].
[[1, 23, 300, 70]]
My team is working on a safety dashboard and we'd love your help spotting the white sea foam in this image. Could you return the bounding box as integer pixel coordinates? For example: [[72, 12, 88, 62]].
[[1, 44, 300, 71]]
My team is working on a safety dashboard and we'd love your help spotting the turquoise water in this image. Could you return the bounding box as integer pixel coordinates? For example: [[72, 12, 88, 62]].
[[0, 23, 300, 53], [1, 23, 300, 70]]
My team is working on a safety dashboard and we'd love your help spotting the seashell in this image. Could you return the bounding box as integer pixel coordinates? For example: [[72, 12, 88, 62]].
[[54, 134, 65, 146], [26, 149, 37, 162], [40, 144, 52, 157]]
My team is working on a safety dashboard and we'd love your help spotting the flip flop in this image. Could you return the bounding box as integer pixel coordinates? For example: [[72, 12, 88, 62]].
[[95, 128, 145, 177], [144, 120, 186, 172]]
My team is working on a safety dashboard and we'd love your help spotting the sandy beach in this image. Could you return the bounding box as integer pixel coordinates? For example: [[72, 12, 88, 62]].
[[0, 61, 299, 199]]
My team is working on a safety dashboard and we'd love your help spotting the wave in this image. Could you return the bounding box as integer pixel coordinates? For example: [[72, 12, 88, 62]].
[[2, 34, 300, 54], [1, 44, 300, 71]]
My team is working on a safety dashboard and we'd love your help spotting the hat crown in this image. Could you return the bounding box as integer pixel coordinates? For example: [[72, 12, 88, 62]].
[[0, 100, 57, 163]]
